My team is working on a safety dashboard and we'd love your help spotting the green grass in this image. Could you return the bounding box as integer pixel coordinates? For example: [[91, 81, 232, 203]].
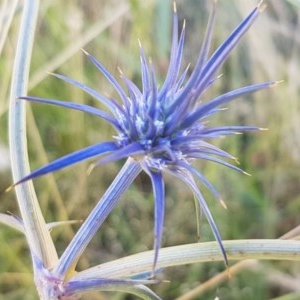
[[1, 0, 300, 299]]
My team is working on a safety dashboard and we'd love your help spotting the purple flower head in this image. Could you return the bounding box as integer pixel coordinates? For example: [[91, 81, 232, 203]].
[[16, 2, 273, 271]]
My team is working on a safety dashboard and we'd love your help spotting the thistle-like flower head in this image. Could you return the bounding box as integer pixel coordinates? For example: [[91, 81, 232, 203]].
[[16, 2, 273, 271]]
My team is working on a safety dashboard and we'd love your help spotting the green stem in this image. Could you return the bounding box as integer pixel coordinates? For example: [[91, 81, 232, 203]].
[[9, 0, 57, 268], [73, 239, 300, 279]]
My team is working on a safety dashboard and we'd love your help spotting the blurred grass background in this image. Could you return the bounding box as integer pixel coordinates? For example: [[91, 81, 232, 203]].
[[1, 0, 300, 299]]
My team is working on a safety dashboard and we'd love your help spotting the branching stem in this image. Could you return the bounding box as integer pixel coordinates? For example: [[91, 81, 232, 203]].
[[9, 0, 57, 268]]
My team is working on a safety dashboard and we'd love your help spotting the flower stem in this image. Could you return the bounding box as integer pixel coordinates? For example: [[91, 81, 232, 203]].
[[73, 239, 300, 280], [54, 157, 142, 279], [9, 0, 57, 268]]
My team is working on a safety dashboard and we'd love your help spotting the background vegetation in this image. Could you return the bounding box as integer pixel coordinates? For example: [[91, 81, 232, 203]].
[[0, 0, 300, 299]]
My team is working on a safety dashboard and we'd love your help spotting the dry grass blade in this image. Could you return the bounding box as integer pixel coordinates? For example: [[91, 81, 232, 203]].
[[0, 0, 18, 56], [28, 2, 129, 90]]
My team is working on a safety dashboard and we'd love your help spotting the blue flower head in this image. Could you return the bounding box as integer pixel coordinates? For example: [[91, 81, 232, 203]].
[[15, 1, 273, 271]]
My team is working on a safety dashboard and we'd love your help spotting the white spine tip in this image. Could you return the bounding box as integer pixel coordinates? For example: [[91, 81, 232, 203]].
[[220, 199, 227, 209], [259, 127, 269, 131], [138, 38, 142, 48], [273, 80, 284, 86], [234, 158, 240, 165], [87, 164, 95, 176], [81, 48, 89, 55], [257, 0, 267, 12], [4, 185, 14, 193], [117, 66, 123, 75]]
